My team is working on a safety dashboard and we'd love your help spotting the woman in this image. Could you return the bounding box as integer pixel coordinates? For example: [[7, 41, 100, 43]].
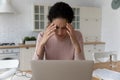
[[33, 2, 85, 60]]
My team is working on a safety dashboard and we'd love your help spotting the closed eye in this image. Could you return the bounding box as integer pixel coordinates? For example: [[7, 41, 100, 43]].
[[56, 26, 67, 30], [56, 26, 59, 29], [61, 27, 67, 29]]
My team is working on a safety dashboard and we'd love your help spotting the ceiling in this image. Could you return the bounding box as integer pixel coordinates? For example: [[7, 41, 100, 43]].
[[33, 0, 105, 8], [76, 0, 105, 8]]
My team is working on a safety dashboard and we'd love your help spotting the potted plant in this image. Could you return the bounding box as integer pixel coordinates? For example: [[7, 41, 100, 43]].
[[23, 36, 36, 44]]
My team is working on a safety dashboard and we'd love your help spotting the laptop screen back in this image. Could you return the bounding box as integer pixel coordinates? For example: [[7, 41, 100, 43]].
[[31, 60, 94, 80]]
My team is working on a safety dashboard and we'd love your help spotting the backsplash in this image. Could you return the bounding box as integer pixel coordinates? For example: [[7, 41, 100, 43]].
[[0, 0, 39, 44], [0, 14, 39, 43]]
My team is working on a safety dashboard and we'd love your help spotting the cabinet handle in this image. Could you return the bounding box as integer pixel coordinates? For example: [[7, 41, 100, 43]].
[[96, 19, 98, 22], [26, 47, 29, 49], [98, 49, 101, 51], [85, 19, 88, 21], [88, 50, 91, 52]]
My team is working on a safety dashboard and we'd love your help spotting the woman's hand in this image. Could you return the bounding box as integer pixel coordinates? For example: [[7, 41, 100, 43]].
[[66, 23, 81, 53], [66, 23, 78, 46], [40, 23, 56, 47], [36, 23, 56, 59]]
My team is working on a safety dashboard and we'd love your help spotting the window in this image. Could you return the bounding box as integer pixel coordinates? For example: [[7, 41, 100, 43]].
[[72, 8, 80, 29], [34, 5, 45, 31], [33, 5, 80, 31]]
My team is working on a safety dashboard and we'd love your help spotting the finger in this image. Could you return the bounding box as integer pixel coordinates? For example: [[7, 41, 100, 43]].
[[66, 30, 70, 36], [66, 30, 69, 34], [66, 23, 75, 34], [46, 24, 56, 33], [66, 24, 72, 33], [47, 25, 56, 35], [48, 31, 55, 38], [47, 24, 56, 31], [43, 27, 55, 41], [67, 30, 73, 40], [46, 23, 54, 31], [66, 23, 73, 30], [47, 23, 54, 28]]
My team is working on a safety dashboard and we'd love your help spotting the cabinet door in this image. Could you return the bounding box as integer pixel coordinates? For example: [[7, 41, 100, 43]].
[[84, 44, 105, 60], [84, 45, 94, 60], [80, 18, 101, 37], [19, 47, 35, 71], [80, 7, 101, 38], [34, 5, 48, 31], [80, 7, 101, 19], [93, 44, 105, 52]]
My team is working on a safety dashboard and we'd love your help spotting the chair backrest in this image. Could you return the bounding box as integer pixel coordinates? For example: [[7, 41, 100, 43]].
[[93, 51, 117, 63], [0, 59, 19, 69], [0, 59, 19, 80]]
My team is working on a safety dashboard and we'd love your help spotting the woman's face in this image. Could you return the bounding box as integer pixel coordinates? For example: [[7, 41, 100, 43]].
[[52, 18, 68, 39]]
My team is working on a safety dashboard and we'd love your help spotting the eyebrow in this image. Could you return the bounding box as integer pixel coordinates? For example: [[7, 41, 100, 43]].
[[61, 27, 66, 29], [56, 26, 66, 29]]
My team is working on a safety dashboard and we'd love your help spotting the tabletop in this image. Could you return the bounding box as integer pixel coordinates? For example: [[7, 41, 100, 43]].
[[93, 61, 120, 80]]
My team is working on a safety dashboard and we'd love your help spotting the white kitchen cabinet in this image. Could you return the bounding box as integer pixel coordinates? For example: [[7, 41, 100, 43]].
[[33, 5, 81, 31], [19, 47, 35, 71], [33, 5, 102, 42], [33, 5, 49, 31], [80, 7, 101, 39], [80, 18, 101, 37], [84, 43, 105, 60], [80, 7, 101, 19]]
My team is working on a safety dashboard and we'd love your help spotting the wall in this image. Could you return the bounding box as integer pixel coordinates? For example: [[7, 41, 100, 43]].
[[101, 0, 120, 52], [0, 0, 103, 44], [0, 0, 38, 43]]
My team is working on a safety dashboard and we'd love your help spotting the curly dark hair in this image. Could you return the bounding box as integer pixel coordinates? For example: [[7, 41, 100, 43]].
[[48, 2, 74, 23]]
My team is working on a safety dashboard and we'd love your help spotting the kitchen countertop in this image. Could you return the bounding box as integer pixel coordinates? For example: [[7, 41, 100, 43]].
[[84, 42, 105, 45], [0, 44, 35, 49], [0, 42, 105, 49]]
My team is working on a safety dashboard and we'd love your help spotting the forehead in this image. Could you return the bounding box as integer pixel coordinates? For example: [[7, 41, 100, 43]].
[[53, 18, 67, 27]]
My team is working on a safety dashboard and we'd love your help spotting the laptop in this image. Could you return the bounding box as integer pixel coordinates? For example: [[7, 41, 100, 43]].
[[31, 60, 94, 80]]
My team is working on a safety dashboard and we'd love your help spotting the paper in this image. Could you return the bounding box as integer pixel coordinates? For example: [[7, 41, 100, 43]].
[[0, 60, 19, 69], [97, 57, 109, 62], [93, 69, 120, 80], [0, 68, 17, 80]]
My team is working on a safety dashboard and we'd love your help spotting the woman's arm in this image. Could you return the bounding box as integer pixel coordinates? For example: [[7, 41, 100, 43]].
[[33, 23, 56, 60], [66, 23, 85, 60], [74, 32, 85, 60]]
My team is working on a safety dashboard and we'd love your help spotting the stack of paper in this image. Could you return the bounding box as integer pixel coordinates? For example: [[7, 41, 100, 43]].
[[93, 69, 120, 80]]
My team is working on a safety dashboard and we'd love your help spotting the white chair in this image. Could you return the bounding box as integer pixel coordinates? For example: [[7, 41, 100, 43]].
[[0, 59, 19, 80], [93, 51, 118, 63]]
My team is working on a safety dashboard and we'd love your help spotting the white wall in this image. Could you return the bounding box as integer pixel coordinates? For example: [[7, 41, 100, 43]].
[[101, 0, 120, 52], [1, 0, 120, 57], [0, 0, 39, 43], [0, 0, 104, 44]]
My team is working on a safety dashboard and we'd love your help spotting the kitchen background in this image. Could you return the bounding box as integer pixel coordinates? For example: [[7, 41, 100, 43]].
[[0, 0, 120, 52], [0, 0, 120, 72]]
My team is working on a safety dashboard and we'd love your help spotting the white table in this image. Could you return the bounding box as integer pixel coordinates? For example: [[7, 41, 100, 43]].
[[1, 71, 32, 80]]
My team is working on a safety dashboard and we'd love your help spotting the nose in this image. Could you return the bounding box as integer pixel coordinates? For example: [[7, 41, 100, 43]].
[[57, 29, 63, 36]]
